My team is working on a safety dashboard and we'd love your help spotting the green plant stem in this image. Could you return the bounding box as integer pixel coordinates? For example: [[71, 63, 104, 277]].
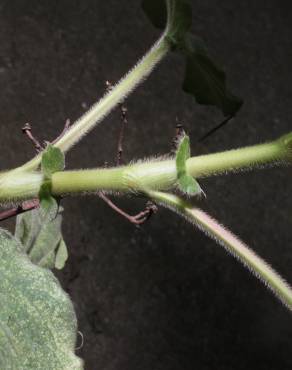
[[14, 35, 170, 174], [149, 191, 292, 310], [0, 133, 291, 203], [187, 138, 287, 177], [8, 0, 179, 175], [52, 133, 291, 196]]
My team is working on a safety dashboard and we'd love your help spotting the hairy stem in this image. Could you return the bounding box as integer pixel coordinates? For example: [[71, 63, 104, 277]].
[[52, 132, 292, 195], [149, 191, 292, 310], [7, 0, 186, 175], [15, 34, 170, 174], [0, 133, 291, 203]]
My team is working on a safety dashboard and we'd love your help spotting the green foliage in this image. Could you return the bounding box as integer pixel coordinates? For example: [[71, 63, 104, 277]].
[[0, 229, 82, 369], [55, 239, 69, 270], [17, 142, 68, 269], [38, 182, 59, 222], [39, 144, 64, 222], [15, 206, 68, 270], [176, 134, 201, 195], [142, 0, 243, 116], [41, 144, 65, 180]]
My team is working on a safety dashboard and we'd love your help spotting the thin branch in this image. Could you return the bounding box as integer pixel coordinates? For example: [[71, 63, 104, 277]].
[[95, 81, 155, 225], [51, 119, 71, 146], [98, 192, 157, 225], [105, 80, 128, 166], [198, 115, 234, 142], [171, 119, 185, 154], [0, 199, 39, 222], [116, 105, 127, 166], [22, 123, 43, 152]]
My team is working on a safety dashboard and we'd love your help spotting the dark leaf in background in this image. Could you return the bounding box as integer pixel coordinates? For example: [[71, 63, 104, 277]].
[[142, 0, 167, 29], [142, 0, 243, 116], [182, 35, 243, 116]]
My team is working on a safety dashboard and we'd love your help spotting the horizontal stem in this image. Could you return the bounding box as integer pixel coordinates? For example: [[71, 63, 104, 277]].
[[0, 133, 291, 203], [188, 141, 284, 177], [52, 133, 291, 195]]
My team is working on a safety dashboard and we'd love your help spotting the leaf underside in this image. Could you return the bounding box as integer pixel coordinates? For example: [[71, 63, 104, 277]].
[[0, 229, 83, 370], [15, 206, 68, 270]]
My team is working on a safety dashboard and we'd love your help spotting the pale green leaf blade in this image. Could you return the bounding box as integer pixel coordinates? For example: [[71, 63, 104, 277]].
[[175, 134, 190, 177], [38, 249, 56, 270], [179, 173, 201, 195], [55, 239, 69, 270], [41, 144, 65, 179], [15, 206, 68, 270], [15, 210, 42, 253], [38, 182, 59, 222], [176, 134, 202, 195], [0, 229, 83, 369], [28, 214, 62, 267]]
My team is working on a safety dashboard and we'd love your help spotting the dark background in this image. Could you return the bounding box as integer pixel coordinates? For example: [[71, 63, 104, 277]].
[[0, 1, 292, 369]]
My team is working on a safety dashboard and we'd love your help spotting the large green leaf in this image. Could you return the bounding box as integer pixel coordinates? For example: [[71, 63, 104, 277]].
[[0, 228, 83, 369], [142, 0, 243, 116]]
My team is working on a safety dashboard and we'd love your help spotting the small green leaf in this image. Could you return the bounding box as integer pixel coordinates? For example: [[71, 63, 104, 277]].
[[39, 182, 59, 222], [40, 144, 64, 220], [55, 239, 69, 270], [176, 135, 202, 195], [15, 206, 68, 270], [0, 228, 83, 369], [142, 0, 243, 116], [41, 144, 65, 179], [178, 173, 201, 195], [26, 145, 68, 269], [176, 134, 190, 173]]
